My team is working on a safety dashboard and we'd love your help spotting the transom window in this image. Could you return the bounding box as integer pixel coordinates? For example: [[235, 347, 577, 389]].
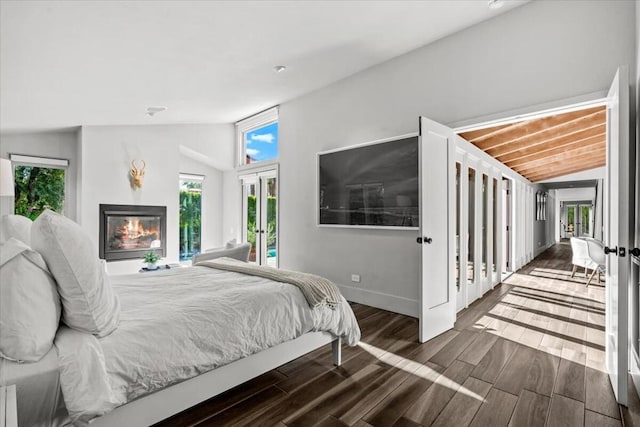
[[236, 107, 279, 166]]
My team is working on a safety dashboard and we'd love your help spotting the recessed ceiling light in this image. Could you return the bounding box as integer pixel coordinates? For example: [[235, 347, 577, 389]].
[[488, 0, 504, 10], [146, 106, 167, 116], [273, 65, 287, 73]]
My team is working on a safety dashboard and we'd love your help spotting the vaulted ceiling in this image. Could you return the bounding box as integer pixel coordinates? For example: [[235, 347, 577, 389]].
[[458, 106, 606, 183]]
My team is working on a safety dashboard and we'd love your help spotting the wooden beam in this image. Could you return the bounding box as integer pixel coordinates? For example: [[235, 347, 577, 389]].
[[459, 123, 513, 143], [527, 159, 607, 182], [522, 156, 606, 182], [505, 138, 605, 169], [498, 128, 605, 165], [514, 149, 606, 176], [485, 114, 605, 158], [467, 107, 605, 151]]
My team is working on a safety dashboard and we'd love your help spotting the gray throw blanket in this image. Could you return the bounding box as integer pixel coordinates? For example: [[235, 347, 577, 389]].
[[196, 257, 342, 310]]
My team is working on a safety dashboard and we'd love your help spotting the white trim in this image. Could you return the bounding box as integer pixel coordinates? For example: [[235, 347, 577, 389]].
[[235, 106, 279, 129], [9, 154, 69, 168], [317, 132, 418, 156], [179, 173, 205, 182], [235, 107, 279, 167], [337, 283, 419, 318], [450, 91, 608, 132]]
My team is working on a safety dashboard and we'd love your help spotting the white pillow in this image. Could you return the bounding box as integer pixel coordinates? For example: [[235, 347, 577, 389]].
[[1, 214, 32, 244], [31, 210, 120, 337], [225, 238, 238, 249], [0, 238, 61, 362]]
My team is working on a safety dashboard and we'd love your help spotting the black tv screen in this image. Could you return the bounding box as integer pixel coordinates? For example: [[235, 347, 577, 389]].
[[318, 135, 419, 228]]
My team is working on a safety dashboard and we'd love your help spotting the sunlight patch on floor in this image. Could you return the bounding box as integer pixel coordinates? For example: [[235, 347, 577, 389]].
[[357, 341, 486, 402]]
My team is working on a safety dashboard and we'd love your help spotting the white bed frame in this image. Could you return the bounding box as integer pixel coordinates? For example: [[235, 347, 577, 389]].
[[91, 332, 342, 426]]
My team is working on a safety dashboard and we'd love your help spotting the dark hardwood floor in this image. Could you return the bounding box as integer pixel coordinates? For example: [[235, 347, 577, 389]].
[[156, 242, 631, 426]]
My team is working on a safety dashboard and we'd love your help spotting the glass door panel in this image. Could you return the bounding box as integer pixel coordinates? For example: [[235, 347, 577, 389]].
[[566, 205, 576, 237], [242, 179, 258, 262], [492, 178, 498, 274], [580, 204, 592, 237], [455, 163, 461, 290], [482, 174, 488, 280], [263, 176, 278, 267], [468, 168, 475, 285]]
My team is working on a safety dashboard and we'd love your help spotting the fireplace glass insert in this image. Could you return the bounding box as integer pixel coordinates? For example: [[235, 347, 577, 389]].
[[99, 204, 167, 261]]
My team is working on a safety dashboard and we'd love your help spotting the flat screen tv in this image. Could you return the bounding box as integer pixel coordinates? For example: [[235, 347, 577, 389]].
[[318, 134, 419, 228]]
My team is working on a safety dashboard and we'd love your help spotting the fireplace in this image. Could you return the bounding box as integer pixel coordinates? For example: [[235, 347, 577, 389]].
[[99, 204, 166, 261]]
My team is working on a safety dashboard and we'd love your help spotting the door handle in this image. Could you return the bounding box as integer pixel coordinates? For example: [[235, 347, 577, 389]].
[[416, 237, 422, 244], [605, 246, 626, 256], [631, 248, 640, 257], [424, 237, 433, 244]]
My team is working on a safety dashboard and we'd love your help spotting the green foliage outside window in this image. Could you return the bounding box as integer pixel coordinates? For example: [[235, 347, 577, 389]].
[[179, 187, 202, 261], [14, 165, 65, 220], [567, 207, 575, 226], [581, 206, 591, 234], [246, 195, 277, 248]]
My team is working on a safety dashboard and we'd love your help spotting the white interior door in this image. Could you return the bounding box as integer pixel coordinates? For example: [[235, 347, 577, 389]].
[[605, 66, 630, 405], [419, 117, 457, 342]]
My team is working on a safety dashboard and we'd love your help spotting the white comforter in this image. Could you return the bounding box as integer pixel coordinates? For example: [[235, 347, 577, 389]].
[[54, 265, 360, 425]]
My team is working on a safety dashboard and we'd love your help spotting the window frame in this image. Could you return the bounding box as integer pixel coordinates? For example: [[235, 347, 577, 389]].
[[235, 106, 279, 169], [179, 173, 205, 261], [9, 153, 70, 217]]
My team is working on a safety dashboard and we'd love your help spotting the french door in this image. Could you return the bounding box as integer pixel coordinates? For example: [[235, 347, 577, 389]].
[[564, 203, 593, 238], [240, 168, 278, 267], [418, 117, 458, 342], [604, 66, 631, 405]]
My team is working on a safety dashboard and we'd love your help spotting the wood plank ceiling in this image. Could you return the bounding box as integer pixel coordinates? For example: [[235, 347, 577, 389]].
[[458, 106, 606, 182]]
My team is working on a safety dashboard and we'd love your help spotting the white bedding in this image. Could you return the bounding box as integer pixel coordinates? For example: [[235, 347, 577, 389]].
[[0, 347, 70, 427], [55, 265, 360, 425]]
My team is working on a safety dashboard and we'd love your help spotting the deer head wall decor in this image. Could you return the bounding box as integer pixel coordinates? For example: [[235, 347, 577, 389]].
[[130, 159, 146, 190]]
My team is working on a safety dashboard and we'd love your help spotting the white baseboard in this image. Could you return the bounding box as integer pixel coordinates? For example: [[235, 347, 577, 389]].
[[535, 241, 554, 257], [337, 283, 419, 318]]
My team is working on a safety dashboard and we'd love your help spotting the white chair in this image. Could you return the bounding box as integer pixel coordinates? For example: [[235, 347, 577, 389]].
[[191, 242, 251, 265], [585, 238, 606, 285], [570, 237, 605, 286]]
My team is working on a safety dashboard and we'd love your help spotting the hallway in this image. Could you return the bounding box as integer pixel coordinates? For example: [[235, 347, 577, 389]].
[[453, 241, 619, 426], [158, 243, 625, 426]]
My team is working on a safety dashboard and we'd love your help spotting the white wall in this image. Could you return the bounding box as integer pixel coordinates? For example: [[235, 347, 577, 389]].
[[555, 187, 597, 203], [0, 129, 79, 220], [257, 0, 636, 316], [222, 170, 242, 243], [79, 124, 231, 275]]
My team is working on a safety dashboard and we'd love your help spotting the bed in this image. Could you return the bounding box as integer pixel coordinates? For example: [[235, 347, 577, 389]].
[[0, 211, 361, 427]]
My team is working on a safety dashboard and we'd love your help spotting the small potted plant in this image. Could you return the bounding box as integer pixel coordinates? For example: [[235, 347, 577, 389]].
[[143, 251, 161, 270]]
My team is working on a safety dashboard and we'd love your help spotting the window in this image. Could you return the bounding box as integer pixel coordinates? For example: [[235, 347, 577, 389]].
[[236, 107, 279, 166], [179, 174, 204, 261], [11, 154, 68, 220]]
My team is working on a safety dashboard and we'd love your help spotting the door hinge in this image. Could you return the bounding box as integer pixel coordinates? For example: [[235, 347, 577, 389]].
[[506, 226, 510, 231]]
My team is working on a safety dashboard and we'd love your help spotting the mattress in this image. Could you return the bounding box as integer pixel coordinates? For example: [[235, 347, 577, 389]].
[[55, 265, 361, 425], [0, 346, 70, 427]]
